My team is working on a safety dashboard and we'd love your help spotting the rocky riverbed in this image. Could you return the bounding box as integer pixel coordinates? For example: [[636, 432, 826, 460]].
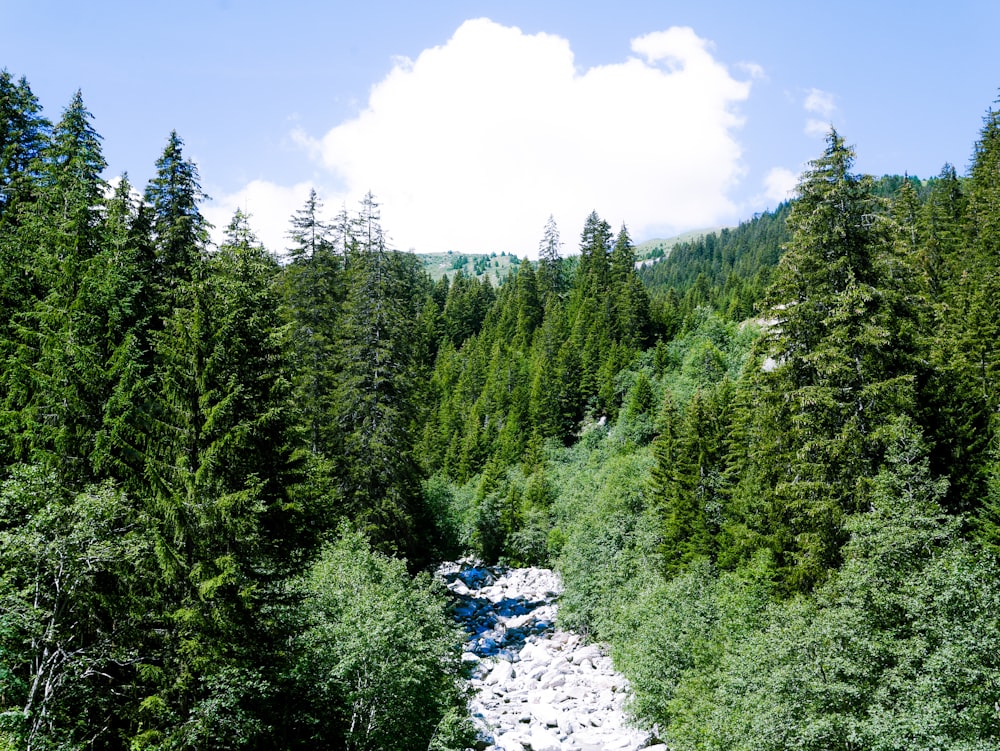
[[437, 561, 664, 751]]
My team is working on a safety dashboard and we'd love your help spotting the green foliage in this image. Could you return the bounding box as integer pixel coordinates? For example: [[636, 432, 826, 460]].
[[282, 188, 343, 456], [0, 465, 155, 750], [639, 204, 792, 326], [0, 91, 114, 485], [291, 527, 470, 751], [551, 441, 657, 636], [6, 70, 1000, 751], [726, 130, 933, 590], [609, 556, 775, 735], [671, 423, 999, 751], [331, 194, 434, 563], [420, 211, 652, 482], [143, 130, 210, 319]]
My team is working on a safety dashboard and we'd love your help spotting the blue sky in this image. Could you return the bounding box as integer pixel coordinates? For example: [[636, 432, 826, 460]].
[[3, 1, 999, 256]]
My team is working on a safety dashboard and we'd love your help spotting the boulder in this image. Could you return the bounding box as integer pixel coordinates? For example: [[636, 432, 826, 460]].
[[485, 659, 515, 685], [526, 727, 563, 751], [529, 703, 561, 727]]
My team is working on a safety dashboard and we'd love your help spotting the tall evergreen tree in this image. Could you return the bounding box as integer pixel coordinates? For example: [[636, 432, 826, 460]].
[[0, 70, 49, 228], [953, 106, 1000, 418], [142, 209, 303, 733], [144, 131, 210, 326], [332, 194, 432, 563], [536, 214, 565, 300], [1, 91, 111, 483], [918, 163, 966, 298], [729, 130, 923, 589], [609, 223, 652, 348], [283, 188, 341, 455], [573, 210, 612, 301]]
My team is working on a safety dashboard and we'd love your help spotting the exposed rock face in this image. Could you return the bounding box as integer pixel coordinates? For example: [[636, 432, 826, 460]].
[[438, 561, 660, 751]]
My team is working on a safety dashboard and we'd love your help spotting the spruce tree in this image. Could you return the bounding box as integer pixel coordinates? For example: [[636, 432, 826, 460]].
[[136, 210, 305, 742], [954, 107, 1000, 418], [143, 131, 210, 328], [1, 91, 111, 484], [730, 130, 923, 589], [0, 70, 49, 227], [609, 223, 652, 348], [916, 164, 966, 298], [537, 214, 565, 300], [332, 194, 432, 563], [88, 175, 156, 487], [283, 188, 341, 455], [573, 210, 612, 305]]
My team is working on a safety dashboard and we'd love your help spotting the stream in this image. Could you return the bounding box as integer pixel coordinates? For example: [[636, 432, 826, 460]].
[[438, 561, 665, 751]]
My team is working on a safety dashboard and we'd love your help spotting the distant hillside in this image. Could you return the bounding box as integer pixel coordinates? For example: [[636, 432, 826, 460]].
[[638, 204, 793, 322], [634, 227, 724, 263], [415, 228, 722, 283], [415, 250, 522, 282]]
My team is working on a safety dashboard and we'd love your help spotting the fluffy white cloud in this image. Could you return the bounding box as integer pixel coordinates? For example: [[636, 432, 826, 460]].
[[294, 19, 753, 256], [761, 166, 799, 204], [204, 179, 316, 257]]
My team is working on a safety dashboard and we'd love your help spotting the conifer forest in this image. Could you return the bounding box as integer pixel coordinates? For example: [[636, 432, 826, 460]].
[[2, 70, 1000, 750]]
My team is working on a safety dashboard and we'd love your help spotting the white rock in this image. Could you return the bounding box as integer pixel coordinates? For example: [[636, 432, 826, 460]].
[[485, 660, 514, 685], [562, 683, 588, 700], [446, 564, 653, 751], [520, 643, 548, 663], [571, 645, 602, 665], [527, 727, 563, 751], [525, 664, 548, 682], [494, 733, 526, 751], [540, 673, 566, 690], [557, 714, 576, 737], [530, 703, 561, 727]]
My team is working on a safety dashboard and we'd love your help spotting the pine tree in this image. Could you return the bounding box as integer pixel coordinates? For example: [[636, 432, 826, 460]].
[[144, 131, 210, 327], [537, 214, 565, 300], [89, 175, 156, 487], [730, 130, 923, 589], [1, 91, 111, 484], [333, 193, 432, 563], [651, 389, 727, 574], [529, 297, 570, 439], [573, 211, 612, 304], [141, 209, 303, 733], [953, 107, 1000, 419], [0, 74, 50, 465], [0, 70, 49, 227], [918, 164, 966, 298], [513, 261, 542, 348], [609, 223, 652, 348], [283, 188, 341, 455]]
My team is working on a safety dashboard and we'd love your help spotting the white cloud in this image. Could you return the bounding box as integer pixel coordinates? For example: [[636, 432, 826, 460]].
[[292, 19, 753, 256], [803, 88, 837, 138], [761, 166, 799, 204], [804, 88, 836, 117], [805, 118, 832, 138], [204, 180, 316, 257], [736, 61, 767, 80]]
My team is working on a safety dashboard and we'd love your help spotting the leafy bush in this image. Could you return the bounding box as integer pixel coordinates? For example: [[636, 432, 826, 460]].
[[291, 527, 472, 751]]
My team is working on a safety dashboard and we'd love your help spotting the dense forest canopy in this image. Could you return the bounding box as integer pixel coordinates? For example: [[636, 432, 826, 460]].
[[1, 69, 1000, 750]]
